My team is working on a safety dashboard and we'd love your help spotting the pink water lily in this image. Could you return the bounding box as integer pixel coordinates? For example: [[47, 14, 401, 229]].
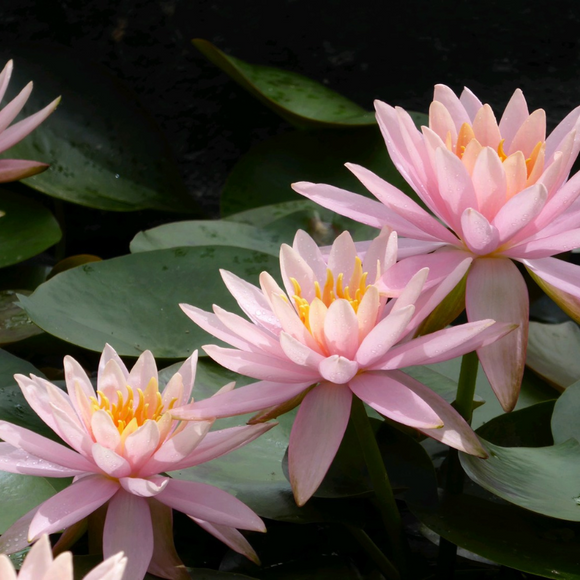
[[172, 229, 515, 506], [0, 60, 60, 182], [292, 85, 580, 411], [0, 346, 273, 580], [0, 534, 126, 580]]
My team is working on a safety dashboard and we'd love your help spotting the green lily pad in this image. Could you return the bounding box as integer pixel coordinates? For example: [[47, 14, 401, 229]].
[[193, 39, 375, 129], [220, 125, 426, 217], [527, 321, 580, 391], [411, 493, 580, 579], [130, 220, 283, 257], [0, 290, 43, 345], [0, 473, 61, 535], [1, 44, 195, 212], [552, 381, 580, 444], [226, 199, 377, 246], [18, 246, 280, 358], [0, 190, 61, 267]]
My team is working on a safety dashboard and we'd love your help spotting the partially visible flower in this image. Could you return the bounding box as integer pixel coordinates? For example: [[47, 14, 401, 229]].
[[0, 346, 273, 580], [172, 229, 515, 506], [292, 85, 580, 411], [0, 60, 60, 182], [0, 534, 126, 580]]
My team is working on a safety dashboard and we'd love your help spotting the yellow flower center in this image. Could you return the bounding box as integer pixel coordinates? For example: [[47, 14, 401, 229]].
[[290, 256, 370, 331], [90, 378, 177, 436]]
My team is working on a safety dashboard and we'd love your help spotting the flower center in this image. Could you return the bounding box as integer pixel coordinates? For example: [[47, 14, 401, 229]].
[[90, 378, 177, 435], [290, 256, 370, 331]]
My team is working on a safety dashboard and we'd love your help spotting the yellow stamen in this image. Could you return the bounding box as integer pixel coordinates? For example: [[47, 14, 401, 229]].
[[497, 138, 508, 162], [525, 140, 543, 177], [456, 123, 475, 158]]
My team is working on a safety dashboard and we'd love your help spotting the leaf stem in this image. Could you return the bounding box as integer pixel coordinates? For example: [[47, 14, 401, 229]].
[[350, 395, 406, 574], [346, 524, 400, 580]]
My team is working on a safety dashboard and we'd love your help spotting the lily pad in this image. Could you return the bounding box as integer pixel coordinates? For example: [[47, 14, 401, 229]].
[[220, 125, 425, 216], [551, 381, 580, 444], [0, 290, 43, 345], [527, 321, 580, 391], [412, 493, 580, 579], [0, 190, 61, 268], [193, 39, 375, 129], [18, 246, 280, 358], [1, 44, 195, 212], [130, 220, 283, 257]]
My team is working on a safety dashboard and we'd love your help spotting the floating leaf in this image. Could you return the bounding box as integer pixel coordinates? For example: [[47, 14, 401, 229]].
[[412, 493, 580, 579], [0, 44, 196, 212], [552, 381, 580, 444], [19, 246, 280, 358], [130, 220, 282, 257], [0, 189, 61, 267], [0, 290, 43, 344], [220, 126, 425, 216], [527, 321, 580, 391], [48, 254, 102, 279], [193, 39, 375, 129]]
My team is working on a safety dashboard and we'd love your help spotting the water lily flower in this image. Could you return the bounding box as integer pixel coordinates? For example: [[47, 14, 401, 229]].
[[0, 534, 126, 580], [172, 229, 515, 506], [0, 346, 273, 580], [292, 85, 580, 412], [0, 60, 60, 182]]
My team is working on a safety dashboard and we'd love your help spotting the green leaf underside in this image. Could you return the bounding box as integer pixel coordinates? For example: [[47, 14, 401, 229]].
[[18, 246, 280, 358], [193, 39, 375, 129], [0, 44, 194, 212], [0, 190, 61, 268]]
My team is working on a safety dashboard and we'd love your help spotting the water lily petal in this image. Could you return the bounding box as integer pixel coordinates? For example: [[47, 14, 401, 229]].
[[466, 257, 528, 411], [0, 159, 48, 182], [280, 243, 317, 302], [323, 300, 360, 359], [319, 355, 359, 384], [434, 84, 471, 129], [83, 552, 127, 580], [119, 476, 168, 497], [0, 444, 84, 477], [288, 382, 352, 506], [498, 88, 529, 150], [18, 534, 54, 579], [460, 208, 500, 254], [292, 229, 327, 284], [92, 443, 131, 478]]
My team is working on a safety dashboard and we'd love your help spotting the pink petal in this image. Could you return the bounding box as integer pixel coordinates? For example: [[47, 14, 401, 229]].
[[492, 183, 548, 245], [123, 421, 160, 471], [171, 379, 310, 420], [375, 320, 516, 369], [18, 534, 53, 579], [466, 257, 528, 411], [0, 505, 37, 554], [357, 285, 382, 342], [92, 443, 131, 478], [98, 359, 129, 403], [545, 105, 580, 159], [470, 147, 507, 220], [192, 517, 260, 564], [391, 267, 428, 312], [141, 420, 212, 475], [43, 553, 74, 580], [91, 410, 121, 450], [0, 443, 85, 477], [361, 370, 487, 456], [346, 163, 458, 243], [323, 300, 360, 359], [280, 243, 317, 302], [173, 351, 197, 405], [291, 181, 430, 239], [103, 490, 153, 580], [0, 96, 60, 154], [433, 84, 471, 129], [98, 344, 129, 382], [506, 228, 580, 259], [522, 256, 580, 299], [288, 382, 352, 505], [318, 355, 360, 384], [0, 61, 13, 104], [167, 423, 276, 471], [508, 108, 546, 158], [0, 159, 48, 182], [220, 270, 282, 334], [460, 208, 500, 254], [498, 88, 530, 150], [29, 475, 118, 539], [328, 231, 357, 281], [292, 230, 328, 284], [279, 332, 325, 369], [0, 556, 16, 580], [157, 479, 265, 531], [213, 305, 284, 357], [459, 87, 483, 120], [146, 500, 188, 580], [83, 552, 127, 580], [180, 303, 255, 351], [47, 396, 93, 457], [429, 100, 458, 143], [362, 228, 398, 280], [119, 476, 168, 497], [472, 104, 501, 149], [0, 82, 32, 133], [0, 421, 95, 472], [356, 304, 415, 367], [128, 350, 158, 391], [349, 372, 442, 428], [203, 344, 320, 383]]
